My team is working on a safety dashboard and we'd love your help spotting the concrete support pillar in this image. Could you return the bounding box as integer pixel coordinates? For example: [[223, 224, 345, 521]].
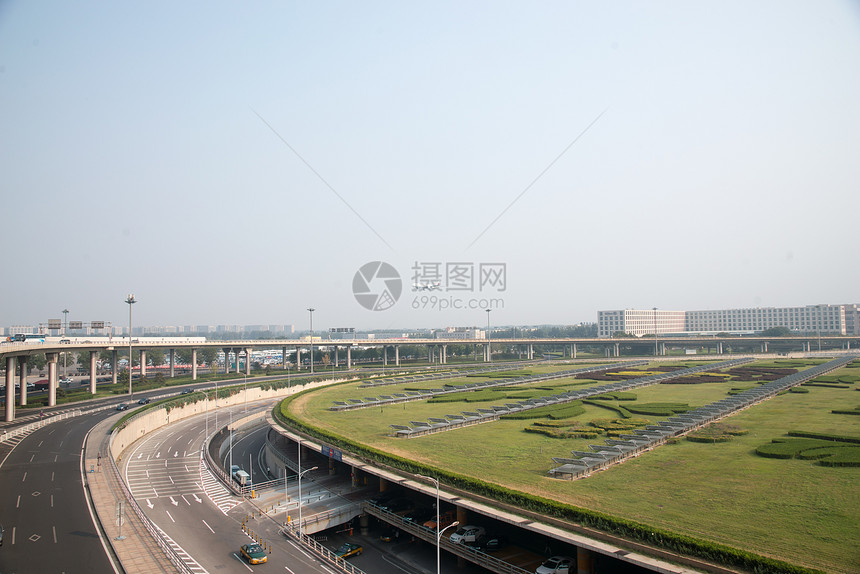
[[47, 353, 59, 407], [660, 342, 666, 356], [296, 347, 302, 370], [111, 350, 118, 385], [528, 344, 534, 360], [761, 342, 768, 353], [485, 343, 491, 362], [236, 349, 242, 374], [572, 343, 577, 359], [282, 347, 288, 369], [5, 356, 15, 422], [169, 348, 175, 378], [329, 458, 336, 476], [442, 345, 447, 364], [346, 346, 352, 369], [359, 512, 369, 536], [139, 349, 147, 377], [395, 346, 400, 366], [334, 347, 339, 368], [245, 348, 251, 375], [717, 342, 723, 354], [352, 466, 360, 488], [615, 343, 620, 357], [577, 547, 594, 574], [191, 349, 198, 380], [604, 346, 610, 358], [383, 346, 388, 367], [18, 356, 28, 406], [89, 351, 98, 394], [223, 348, 231, 374]]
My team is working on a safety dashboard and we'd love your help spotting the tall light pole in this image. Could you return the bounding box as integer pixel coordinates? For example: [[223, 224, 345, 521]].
[[125, 295, 136, 396], [653, 307, 658, 357], [296, 439, 317, 538], [307, 308, 315, 374], [62, 308, 69, 378], [486, 309, 492, 362], [417, 474, 455, 574]]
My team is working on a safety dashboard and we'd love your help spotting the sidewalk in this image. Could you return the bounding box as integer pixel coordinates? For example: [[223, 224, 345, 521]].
[[84, 413, 177, 574]]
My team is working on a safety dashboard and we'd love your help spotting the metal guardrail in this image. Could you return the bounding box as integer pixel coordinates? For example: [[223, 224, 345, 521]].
[[282, 529, 366, 574], [363, 503, 533, 574]]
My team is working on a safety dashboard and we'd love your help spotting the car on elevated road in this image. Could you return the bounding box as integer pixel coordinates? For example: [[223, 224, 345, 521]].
[[535, 555, 573, 573]]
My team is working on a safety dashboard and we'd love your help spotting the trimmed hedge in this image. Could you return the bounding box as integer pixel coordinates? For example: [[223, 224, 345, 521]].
[[581, 399, 632, 418], [276, 391, 825, 574], [625, 402, 690, 417]]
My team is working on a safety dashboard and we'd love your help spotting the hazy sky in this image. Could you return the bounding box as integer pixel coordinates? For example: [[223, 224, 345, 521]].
[[2, 1, 858, 332]]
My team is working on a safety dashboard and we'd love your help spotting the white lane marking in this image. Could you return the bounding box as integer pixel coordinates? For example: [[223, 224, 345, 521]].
[[192, 493, 202, 503], [232, 553, 253, 572], [169, 475, 175, 484], [29, 453, 35, 462], [38, 440, 44, 447], [284, 567, 296, 574], [174, 451, 178, 458], [16, 495, 20, 508], [166, 510, 176, 523], [51, 494, 54, 508], [51, 471, 55, 482], [138, 453, 142, 459], [202, 519, 215, 533], [181, 494, 190, 505], [22, 471, 27, 482], [11, 526, 15, 544], [52, 526, 57, 543]]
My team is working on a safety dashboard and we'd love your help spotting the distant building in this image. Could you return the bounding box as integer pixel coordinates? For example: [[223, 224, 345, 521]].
[[598, 304, 860, 338], [435, 327, 485, 340]]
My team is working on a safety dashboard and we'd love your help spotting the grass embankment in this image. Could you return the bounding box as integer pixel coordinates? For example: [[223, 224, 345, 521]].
[[285, 360, 860, 573]]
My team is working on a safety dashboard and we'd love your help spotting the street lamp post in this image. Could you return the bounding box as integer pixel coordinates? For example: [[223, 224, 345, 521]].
[[62, 308, 69, 378], [417, 474, 453, 574], [125, 295, 136, 396], [653, 307, 658, 357], [486, 309, 491, 362], [307, 308, 315, 374], [296, 440, 318, 538]]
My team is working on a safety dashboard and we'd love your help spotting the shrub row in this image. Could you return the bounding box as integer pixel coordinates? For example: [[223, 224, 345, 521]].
[[625, 403, 690, 417], [787, 430, 860, 444], [582, 399, 632, 418], [275, 392, 823, 574]]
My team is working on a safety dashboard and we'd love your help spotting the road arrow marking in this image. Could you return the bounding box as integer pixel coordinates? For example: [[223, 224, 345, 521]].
[[170, 496, 178, 506], [146, 499, 154, 509]]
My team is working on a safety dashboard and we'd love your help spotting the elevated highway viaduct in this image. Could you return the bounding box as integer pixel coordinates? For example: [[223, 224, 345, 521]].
[[3, 334, 857, 422]]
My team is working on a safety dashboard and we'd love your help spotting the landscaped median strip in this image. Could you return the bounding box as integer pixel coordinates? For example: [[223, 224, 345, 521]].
[[385, 358, 754, 437], [330, 360, 648, 412], [549, 354, 859, 479]]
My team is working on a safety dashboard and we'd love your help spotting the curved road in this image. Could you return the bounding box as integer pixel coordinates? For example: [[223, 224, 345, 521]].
[[0, 409, 119, 574]]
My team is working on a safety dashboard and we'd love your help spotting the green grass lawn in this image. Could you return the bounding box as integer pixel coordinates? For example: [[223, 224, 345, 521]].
[[290, 359, 860, 573]]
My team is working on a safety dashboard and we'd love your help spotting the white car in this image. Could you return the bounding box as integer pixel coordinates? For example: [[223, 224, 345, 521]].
[[449, 525, 485, 544], [535, 556, 574, 574]]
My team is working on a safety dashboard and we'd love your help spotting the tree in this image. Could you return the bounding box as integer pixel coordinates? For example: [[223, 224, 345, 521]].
[[147, 348, 166, 368], [761, 326, 791, 337]]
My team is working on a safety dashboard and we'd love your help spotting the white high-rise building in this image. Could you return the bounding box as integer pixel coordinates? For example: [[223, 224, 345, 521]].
[[598, 304, 859, 338]]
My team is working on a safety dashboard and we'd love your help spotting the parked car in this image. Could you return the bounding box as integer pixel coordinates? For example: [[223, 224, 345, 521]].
[[403, 507, 435, 524], [423, 509, 457, 530], [469, 534, 509, 552], [137, 397, 151, 405], [115, 403, 128, 411], [449, 525, 485, 544], [535, 556, 573, 574], [240, 543, 267, 564], [377, 497, 414, 515], [334, 542, 363, 558]]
